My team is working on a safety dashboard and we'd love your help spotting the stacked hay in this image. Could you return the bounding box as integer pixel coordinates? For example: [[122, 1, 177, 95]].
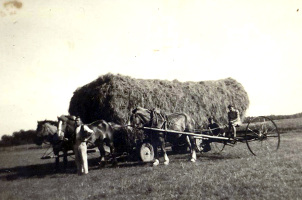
[[68, 73, 249, 127]]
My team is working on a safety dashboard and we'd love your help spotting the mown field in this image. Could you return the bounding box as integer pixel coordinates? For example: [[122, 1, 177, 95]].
[[0, 118, 302, 200]]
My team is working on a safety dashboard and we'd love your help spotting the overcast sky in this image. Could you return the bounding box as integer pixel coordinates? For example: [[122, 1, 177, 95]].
[[1, 0, 302, 137]]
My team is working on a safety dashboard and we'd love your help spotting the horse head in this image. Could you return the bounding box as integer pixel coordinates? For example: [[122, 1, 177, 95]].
[[35, 120, 58, 145]]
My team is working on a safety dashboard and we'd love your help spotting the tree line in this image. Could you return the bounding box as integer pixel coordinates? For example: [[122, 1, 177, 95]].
[[0, 129, 36, 147], [243, 112, 302, 122]]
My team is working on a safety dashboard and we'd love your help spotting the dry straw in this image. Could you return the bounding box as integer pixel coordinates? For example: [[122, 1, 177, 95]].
[[69, 73, 249, 127]]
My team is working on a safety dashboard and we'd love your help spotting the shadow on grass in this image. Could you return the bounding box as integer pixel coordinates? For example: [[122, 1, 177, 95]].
[[198, 153, 241, 160], [0, 156, 148, 181], [0, 160, 78, 181], [0, 157, 104, 181], [0, 150, 241, 181], [166, 149, 241, 161]]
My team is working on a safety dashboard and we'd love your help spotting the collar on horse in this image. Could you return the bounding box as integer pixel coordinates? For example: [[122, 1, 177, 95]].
[[150, 108, 168, 129]]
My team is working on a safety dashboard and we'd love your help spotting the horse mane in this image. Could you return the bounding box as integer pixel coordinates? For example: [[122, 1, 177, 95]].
[[36, 120, 58, 138], [134, 107, 151, 116], [58, 115, 76, 122], [38, 120, 58, 126], [132, 106, 149, 113], [108, 122, 123, 131], [44, 122, 58, 133]]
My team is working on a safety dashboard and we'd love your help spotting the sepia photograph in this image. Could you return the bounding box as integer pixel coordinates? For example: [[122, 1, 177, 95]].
[[0, 0, 302, 199]]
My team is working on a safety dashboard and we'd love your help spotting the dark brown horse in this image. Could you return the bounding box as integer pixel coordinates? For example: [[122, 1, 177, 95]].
[[35, 120, 73, 171], [130, 107, 198, 166], [57, 115, 121, 166]]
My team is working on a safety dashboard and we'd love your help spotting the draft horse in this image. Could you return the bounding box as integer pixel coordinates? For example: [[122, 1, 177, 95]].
[[57, 115, 119, 167], [35, 120, 73, 171], [130, 107, 198, 166]]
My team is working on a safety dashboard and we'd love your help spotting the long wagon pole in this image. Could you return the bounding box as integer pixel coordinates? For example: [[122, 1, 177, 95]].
[[142, 127, 233, 141]]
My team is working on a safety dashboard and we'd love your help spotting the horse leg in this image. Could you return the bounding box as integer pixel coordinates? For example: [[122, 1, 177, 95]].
[[63, 149, 68, 172], [55, 154, 60, 172], [53, 147, 60, 172], [98, 142, 106, 167], [152, 139, 160, 166], [191, 137, 197, 162], [152, 144, 160, 166], [108, 141, 118, 167], [159, 137, 169, 165], [186, 136, 197, 162]]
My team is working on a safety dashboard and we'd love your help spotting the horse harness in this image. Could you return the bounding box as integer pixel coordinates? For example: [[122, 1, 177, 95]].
[[150, 109, 169, 130]]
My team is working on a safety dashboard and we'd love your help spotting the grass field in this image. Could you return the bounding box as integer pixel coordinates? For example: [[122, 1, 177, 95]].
[[0, 118, 302, 200], [274, 117, 302, 132]]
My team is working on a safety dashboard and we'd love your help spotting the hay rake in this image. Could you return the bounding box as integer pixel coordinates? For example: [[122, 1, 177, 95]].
[[137, 116, 280, 162]]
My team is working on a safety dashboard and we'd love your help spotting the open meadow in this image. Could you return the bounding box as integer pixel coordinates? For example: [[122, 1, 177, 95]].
[[0, 118, 302, 200]]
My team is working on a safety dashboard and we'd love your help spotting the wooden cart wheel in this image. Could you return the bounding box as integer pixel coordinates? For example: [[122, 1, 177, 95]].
[[210, 126, 227, 153], [139, 143, 154, 162], [245, 116, 280, 156]]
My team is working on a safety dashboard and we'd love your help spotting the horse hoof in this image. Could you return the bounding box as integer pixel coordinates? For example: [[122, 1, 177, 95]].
[[190, 158, 196, 162], [153, 159, 159, 166], [164, 161, 169, 165]]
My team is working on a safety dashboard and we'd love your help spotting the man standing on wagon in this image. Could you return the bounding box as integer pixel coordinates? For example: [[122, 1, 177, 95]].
[[227, 105, 242, 138]]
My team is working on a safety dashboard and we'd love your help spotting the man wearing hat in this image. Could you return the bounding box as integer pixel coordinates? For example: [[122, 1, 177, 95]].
[[227, 105, 241, 138]]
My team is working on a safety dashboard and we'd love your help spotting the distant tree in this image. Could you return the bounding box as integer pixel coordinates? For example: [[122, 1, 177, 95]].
[[0, 129, 36, 146], [0, 134, 14, 146]]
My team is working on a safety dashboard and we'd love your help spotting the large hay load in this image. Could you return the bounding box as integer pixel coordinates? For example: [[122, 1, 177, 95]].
[[68, 73, 249, 127]]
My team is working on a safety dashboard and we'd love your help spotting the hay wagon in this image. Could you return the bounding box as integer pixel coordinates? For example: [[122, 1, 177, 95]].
[[137, 116, 281, 162]]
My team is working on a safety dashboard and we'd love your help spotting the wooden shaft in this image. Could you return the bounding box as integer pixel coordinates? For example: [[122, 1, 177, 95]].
[[142, 127, 232, 141]]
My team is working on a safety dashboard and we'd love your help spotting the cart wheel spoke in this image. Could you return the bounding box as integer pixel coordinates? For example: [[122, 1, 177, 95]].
[[245, 116, 280, 156], [210, 141, 225, 153], [266, 135, 279, 138]]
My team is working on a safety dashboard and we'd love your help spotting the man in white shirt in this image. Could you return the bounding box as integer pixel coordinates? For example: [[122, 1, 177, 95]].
[[74, 117, 94, 175]]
